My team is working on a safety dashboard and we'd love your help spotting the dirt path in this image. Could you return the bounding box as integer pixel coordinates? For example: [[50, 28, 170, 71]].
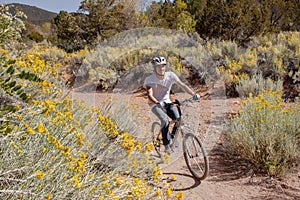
[[71, 82, 300, 200]]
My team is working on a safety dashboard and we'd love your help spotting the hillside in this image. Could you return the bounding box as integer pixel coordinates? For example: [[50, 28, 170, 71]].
[[7, 3, 57, 25]]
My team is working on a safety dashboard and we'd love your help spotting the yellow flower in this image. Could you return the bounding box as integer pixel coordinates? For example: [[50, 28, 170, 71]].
[[26, 127, 35, 134], [16, 114, 23, 120], [106, 188, 112, 195], [99, 196, 105, 200], [36, 170, 45, 180], [65, 111, 73, 121], [68, 164, 75, 171], [15, 105, 20, 110], [79, 153, 87, 160], [98, 115, 119, 138], [145, 143, 154, 151], [91, 186, 97, 192], [76, 159, 85, 173], [153, 166, 163, 182], [74, 181, 82, 188], [75, 133, 85, 146], [171, 174, 177, 181], [155, 188, 161, 196], [135, 141, 142, 150], [61, 146, 70, 156], [36, 123, 46, 133], [102, 182, 109, 187], [70, 174, 82, 188], [134, 178, 142, 185], [175, 192, 184, 200], [19, 136, 27, 143], [113, 177, 122, 187], [45, 193, 51, 200], [282, 109, 289, 113], [166, 187, 172, 197]]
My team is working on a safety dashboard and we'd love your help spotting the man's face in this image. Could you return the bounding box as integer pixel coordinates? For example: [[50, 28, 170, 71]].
[[155, 64, 166, 76]]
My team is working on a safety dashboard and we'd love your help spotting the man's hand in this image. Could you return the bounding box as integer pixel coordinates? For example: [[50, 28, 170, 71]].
[[158, 101, 166, 108], [193, 93, 200, 100]]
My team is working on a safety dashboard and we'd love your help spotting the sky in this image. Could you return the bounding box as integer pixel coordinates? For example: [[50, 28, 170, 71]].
[[0, 0, 82, 13]]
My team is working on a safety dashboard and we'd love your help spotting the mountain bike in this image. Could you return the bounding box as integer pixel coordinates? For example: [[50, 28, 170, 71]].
[[151, 97, 209, 180]]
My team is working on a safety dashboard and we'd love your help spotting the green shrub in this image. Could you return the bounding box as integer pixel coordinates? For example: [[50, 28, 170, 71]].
[[225, 90, 300, 176], [26, 31, 44, 43], [80, 29, 213, 91]]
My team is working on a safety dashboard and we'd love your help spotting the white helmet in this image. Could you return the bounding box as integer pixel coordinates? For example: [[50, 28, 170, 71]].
[[152, 56, 167, 66]]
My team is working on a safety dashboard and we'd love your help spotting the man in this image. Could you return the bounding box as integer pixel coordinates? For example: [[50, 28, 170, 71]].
[[143, 56, 200, 154]]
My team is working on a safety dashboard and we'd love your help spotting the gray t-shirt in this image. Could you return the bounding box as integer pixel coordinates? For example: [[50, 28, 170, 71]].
[[143, 72, 180, 107]]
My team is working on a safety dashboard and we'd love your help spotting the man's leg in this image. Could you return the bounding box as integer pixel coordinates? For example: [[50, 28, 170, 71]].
[[151, 105, 171, 146], [166, 105, 180, 138]]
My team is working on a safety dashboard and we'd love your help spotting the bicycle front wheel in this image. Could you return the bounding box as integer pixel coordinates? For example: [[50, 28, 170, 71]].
[[183, 132, 209, 180]]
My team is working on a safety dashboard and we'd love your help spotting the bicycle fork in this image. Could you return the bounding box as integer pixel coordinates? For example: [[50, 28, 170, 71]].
[[184, 130, 201, 158], [190, 137, 200, 158]]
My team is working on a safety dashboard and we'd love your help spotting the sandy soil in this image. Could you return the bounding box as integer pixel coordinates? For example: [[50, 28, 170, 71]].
[[71, 81, 300, 200]]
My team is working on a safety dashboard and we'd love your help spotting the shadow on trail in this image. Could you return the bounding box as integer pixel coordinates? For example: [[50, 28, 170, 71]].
[[205, 136, 300, 199], [207, 142, 254, 182], [162, 172, 202, 191]]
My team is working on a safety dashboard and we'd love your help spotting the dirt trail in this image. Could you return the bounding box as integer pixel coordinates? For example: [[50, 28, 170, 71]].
[[71, 82, 300, 200]]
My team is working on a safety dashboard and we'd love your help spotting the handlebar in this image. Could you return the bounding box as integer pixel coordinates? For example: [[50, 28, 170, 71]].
[[167, 96, 198, 107]]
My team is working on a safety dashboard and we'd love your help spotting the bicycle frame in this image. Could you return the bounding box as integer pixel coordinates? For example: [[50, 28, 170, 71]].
[[165, 97, 197, 147], [151, 96, 209, 180]]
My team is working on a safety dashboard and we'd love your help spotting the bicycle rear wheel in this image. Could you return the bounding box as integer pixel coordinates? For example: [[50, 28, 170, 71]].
[[151, 122, 162, 156], [183, 132, 209, 180]]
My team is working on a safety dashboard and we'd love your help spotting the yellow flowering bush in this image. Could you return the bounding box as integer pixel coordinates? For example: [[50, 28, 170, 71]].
[[0, 46, 175, 200], [225, 90, 300, 175], [236, 73, 283, 98], [168, 55, 189, 74], [216, 32, 300, 98]]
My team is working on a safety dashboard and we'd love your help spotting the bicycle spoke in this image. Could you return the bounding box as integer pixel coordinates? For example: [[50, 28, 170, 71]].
[[187, 140, 205, 170], [188, 151, 205, 171]]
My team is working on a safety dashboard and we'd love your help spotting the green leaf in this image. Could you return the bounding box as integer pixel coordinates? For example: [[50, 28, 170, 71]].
[[17, 71, 42, 82], [4, 105, 16, 112], [4, 77, 10, 83], [19, 93, 28, 101], [12, 85, 22, 91], [17, 71, 26, 79], [28, 73, 35, 81], [8, 81, 16, 88], [28, 73, 42, 82], [16, 89, 24, 95], [7, 59, 16, 65], [6, 66, 14, 74]]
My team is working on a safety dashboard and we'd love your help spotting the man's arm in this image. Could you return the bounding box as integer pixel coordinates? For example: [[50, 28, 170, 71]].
[[176, 79, 197, 96], [144, 86, 159, 104]]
